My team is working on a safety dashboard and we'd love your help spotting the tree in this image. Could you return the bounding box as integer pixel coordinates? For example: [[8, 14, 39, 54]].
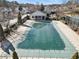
[[40, 4, 44, 11], [18, 5, 22, 12], [12, 51, 19, 59], [72, 52, 78, 59], [17, 5, 23, 25], [17, 12, 22, 25], [26, 15, 30, 19], [46, 13, 50, 20], [3, 0, 9, 7], [0, 24, 6, 42], [5, 20, 11, 36], [0, 0, 8, 7], [11, 1, 19, 5]]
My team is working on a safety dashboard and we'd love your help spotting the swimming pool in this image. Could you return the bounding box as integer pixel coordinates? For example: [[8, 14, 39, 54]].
[[15, 21, 77, 58], [18, 22, 65, 50]]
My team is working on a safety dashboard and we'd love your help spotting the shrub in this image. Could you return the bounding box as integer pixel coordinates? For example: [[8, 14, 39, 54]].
[[12, 51, 19, 59]]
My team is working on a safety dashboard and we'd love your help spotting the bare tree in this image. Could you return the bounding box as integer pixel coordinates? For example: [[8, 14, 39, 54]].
[[12, 51, 19, 59], [17, 5, 23, 25], [0, 24, 6, 42], [40, 4, 44, 11]]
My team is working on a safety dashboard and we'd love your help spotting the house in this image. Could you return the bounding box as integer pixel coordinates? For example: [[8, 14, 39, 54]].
[[15, 7, 30, 14], [1, 8, 12, 14], [21, 7, 30, 14], [1, 8, 13, 19], [15, 7, 19, 13], [31, 11, 46, 20], [44, 6, 51, 14]]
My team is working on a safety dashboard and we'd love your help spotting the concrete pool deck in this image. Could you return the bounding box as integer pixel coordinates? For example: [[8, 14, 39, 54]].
[[0, 20, 79, 59], [53, 21, 79, 52]]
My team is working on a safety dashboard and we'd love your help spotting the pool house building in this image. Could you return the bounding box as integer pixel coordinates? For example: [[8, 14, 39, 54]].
[[31, 11, 46, 20]]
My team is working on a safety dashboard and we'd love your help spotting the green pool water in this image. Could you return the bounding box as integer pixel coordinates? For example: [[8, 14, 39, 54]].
[[18, 22, 65, 50], [15, 22, 76, 58]]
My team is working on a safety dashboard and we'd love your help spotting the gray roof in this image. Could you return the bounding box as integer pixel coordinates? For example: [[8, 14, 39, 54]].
[[31, 11, 46, 16], [1, 8, 12, 13]]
